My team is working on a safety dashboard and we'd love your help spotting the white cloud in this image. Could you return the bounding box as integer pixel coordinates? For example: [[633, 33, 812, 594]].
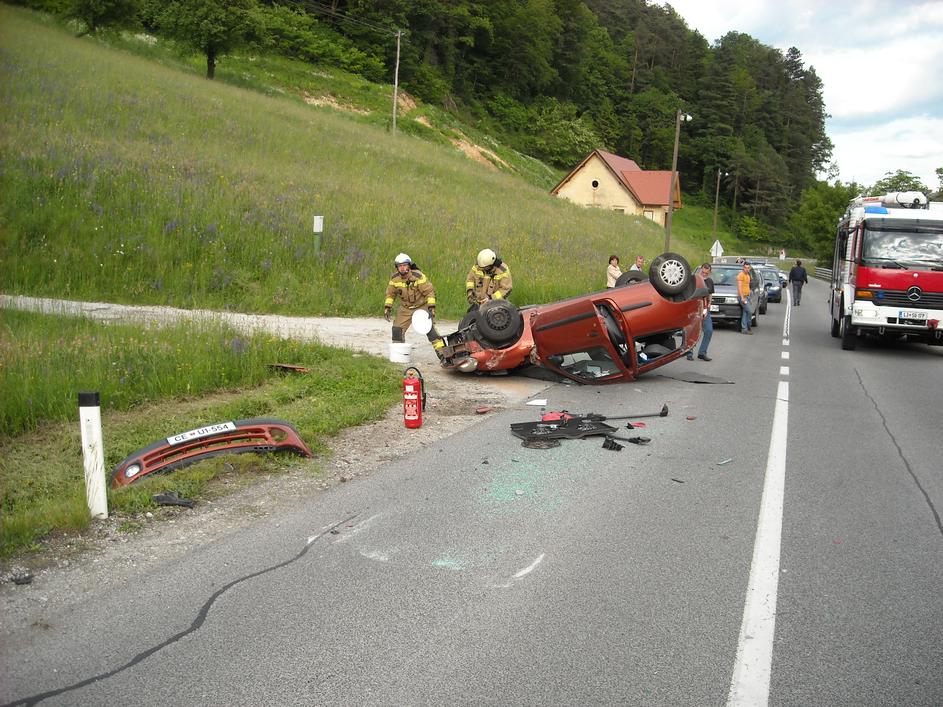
[[807, 34, 943, 120], [664, 0, 943, 189], [827, 115, 943, 189]]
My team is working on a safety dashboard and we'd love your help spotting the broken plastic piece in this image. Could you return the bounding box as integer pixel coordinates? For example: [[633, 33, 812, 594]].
[[526, 399, 548, 406], [717, 458, 733, 466], [268, 363, 311, 374], [152, 491, 196, 508], [475, 406, 492, 414], [602, 437, 624, 451], [522, 438, 560, 449], [510, 418, 616, 440], [607, 434, 651, 445]]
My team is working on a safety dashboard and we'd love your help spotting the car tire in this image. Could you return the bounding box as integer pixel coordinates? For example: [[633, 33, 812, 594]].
[[475, 299, 523, 345], [759, 301, 767, 314], [840, 314, 857, 350], [615, 271, 647, 287], [830, 315, 840, 338], [648, 252, 692, 296]]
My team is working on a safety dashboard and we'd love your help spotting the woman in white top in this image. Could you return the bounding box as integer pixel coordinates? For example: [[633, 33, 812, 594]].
[[606, 255, 622, 288]]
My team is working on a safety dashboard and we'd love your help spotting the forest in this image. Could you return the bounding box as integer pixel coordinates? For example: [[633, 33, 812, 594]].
[[13, 0, 941, 259]]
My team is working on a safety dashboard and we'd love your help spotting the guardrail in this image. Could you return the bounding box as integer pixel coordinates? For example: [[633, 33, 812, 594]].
[[814, 267, 832, 280]]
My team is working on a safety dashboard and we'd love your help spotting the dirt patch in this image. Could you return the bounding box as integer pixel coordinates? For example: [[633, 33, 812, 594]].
[[449, 133, 513, 172], [397, 90, 417, 113], [301, 91, 371, 115], [414, 115, 432, 128], [0, 296, 548, 626]]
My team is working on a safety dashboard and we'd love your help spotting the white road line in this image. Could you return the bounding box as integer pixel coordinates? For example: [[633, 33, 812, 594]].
[[781, 352, 789, 360], [782, 339, 789, 346], [513, 553, 546, 578], [779, 366, 789, 376], [727, 381, 789, 706]]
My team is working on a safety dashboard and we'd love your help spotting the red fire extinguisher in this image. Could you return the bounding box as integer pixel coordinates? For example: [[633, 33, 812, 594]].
[[403, 367, 426, 429]]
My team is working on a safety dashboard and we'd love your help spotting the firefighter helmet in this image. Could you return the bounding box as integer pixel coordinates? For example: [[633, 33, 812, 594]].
[[477, 248, 497, 268], [394, 253, 412, 267]]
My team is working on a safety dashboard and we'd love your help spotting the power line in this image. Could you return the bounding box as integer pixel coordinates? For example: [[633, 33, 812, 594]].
[[277, 0, 402, 38]]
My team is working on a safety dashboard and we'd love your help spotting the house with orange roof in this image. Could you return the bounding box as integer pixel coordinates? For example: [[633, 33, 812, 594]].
[[550, 149, 681, 226]]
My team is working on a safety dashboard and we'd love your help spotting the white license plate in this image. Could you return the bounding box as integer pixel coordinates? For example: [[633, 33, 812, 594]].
[[167, 421, 236, 446], [709, 305, 720, 312], [898, 310, 927, 320]]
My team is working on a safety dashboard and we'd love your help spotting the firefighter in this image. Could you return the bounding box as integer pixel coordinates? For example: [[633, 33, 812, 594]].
[[466, 248, 512, 309], [383, 253, 445, 354]]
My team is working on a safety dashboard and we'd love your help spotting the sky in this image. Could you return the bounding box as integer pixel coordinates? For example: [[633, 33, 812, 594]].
[[662, 0, 943, 192]]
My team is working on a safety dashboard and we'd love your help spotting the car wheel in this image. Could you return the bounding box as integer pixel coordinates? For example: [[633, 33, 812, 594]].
[[760, 302, 767, 314], [476, 299, 523, 345], [830, 315, 840, 338], [840, 314, 857, 350], [752, 311, 758, 327], [648, 252, 691, 296], [615, 271, 647, 287]]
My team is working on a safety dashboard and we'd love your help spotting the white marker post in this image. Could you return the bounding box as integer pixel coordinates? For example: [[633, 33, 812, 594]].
[[313, 215, 324, 254], [78, 392, 108, 519]]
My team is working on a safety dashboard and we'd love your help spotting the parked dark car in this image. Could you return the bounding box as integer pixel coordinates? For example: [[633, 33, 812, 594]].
[[432, 252, 707, 384], [758, 266, 782, 303], [708, 263, 763, 328]]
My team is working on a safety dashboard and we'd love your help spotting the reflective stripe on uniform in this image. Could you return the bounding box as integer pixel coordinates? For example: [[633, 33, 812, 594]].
[[427, 297, 436, 305], [384, 297, 394, 306], [493, 291, 503, 299]]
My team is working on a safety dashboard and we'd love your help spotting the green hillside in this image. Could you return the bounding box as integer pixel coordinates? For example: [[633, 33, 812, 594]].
[[0, 6, 730, 318]]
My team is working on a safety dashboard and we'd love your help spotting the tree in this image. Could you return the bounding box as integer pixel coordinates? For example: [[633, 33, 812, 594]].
[[69, 0, 140, 36], [870, 169, 928, 195], [787, 180, 857, 257], [159, 0, 257, 79]]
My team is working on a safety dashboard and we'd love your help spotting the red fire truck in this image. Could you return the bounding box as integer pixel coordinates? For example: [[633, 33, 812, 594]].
[[830, 191, 943, 350]]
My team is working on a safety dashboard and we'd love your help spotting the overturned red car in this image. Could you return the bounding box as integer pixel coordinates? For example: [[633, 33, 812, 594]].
[[430, 252, 707, 384]]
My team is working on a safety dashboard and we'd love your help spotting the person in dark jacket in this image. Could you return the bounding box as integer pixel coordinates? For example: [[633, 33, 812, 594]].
[[687, 263, 715, 360], [788, 259, 808, 306]]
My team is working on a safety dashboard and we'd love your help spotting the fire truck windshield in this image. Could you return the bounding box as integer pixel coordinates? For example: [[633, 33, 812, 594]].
[[861, 220, 943, 269]]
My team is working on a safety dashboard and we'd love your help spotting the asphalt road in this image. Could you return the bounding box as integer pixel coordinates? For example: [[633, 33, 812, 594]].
[[2, 280, 941, 706]]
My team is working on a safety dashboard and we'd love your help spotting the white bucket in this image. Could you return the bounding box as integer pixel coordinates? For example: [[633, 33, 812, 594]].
[[389, 342, 412, 364]]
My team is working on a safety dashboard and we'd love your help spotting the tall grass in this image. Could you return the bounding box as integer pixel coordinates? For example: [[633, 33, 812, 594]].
[[0, 308, 354, 438], [0, 5, 684, 319]]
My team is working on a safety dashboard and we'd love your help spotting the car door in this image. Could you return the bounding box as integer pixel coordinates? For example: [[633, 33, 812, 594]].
[[530, 297, 633, 383]]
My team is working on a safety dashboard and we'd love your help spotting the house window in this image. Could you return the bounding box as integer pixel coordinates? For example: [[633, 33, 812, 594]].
[[612, 207, 625, 214], [643, 210, 655, 221]]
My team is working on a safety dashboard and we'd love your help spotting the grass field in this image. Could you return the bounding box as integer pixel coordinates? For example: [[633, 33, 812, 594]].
[[0, 5, 729, 321]]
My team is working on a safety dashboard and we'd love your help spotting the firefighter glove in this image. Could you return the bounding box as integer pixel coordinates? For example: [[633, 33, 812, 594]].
[[427, 306, 435, 320], [466, 290, 476, 304], [383, 306, 392, 322]]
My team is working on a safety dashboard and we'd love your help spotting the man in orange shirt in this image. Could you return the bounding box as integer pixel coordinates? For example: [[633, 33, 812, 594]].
[[736, 262, 754, 334]]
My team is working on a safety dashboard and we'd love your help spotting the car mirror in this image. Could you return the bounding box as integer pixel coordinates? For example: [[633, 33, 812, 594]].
[[411, 309, 433, 335]]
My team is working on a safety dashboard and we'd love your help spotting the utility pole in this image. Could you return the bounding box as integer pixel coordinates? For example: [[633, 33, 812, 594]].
[[391, 30, 401, 133], [664, 109, 690, 252], [712, 168, 728, 240]]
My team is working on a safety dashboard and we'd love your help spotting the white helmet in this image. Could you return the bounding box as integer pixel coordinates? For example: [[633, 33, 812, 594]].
[[394, 253, 412, 266], [477, 248, 497, 268]]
